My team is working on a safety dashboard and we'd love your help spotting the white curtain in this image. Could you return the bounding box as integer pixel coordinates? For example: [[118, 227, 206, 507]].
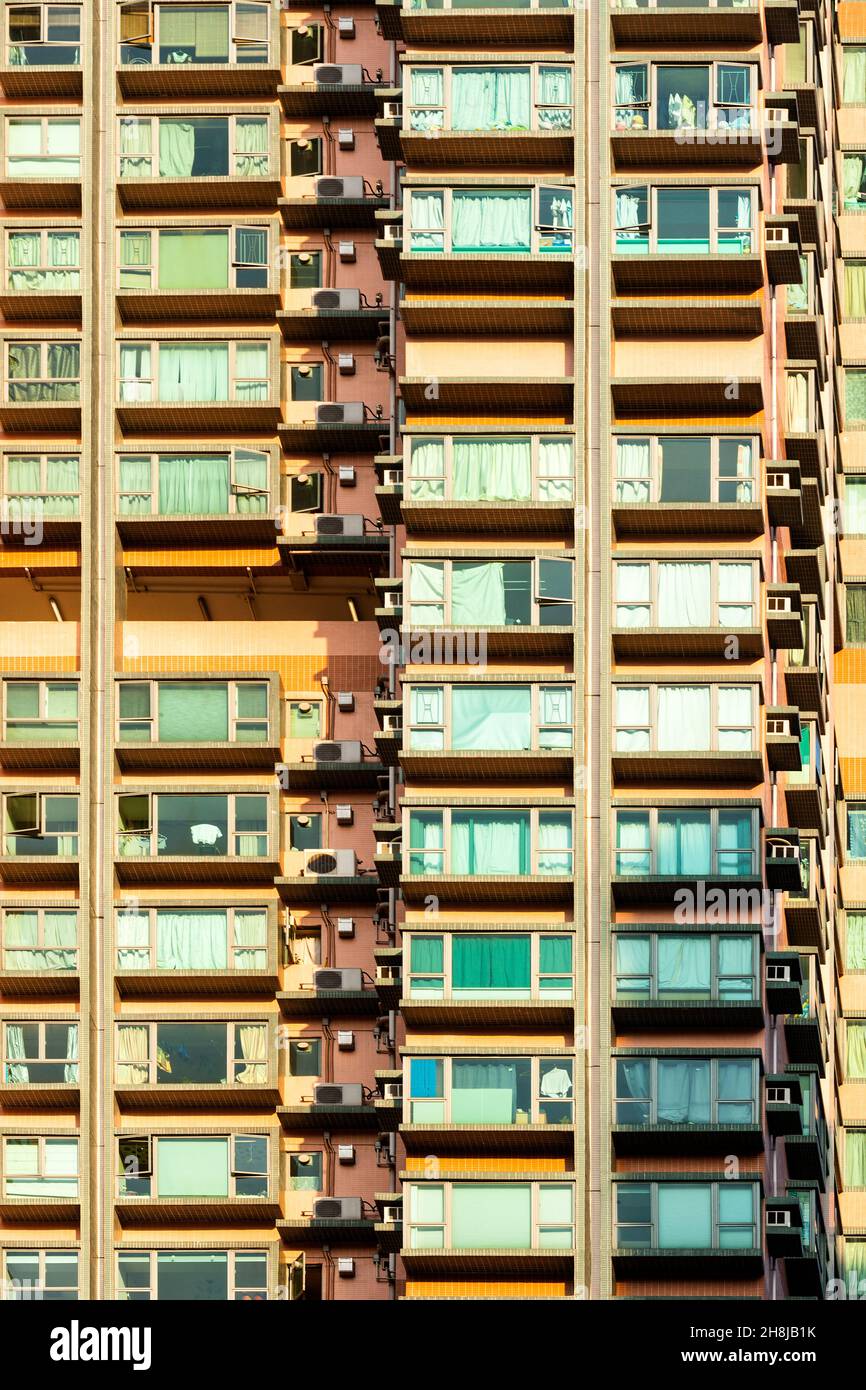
[[116, 1025, 149, 1085], [236, 1024, 267, 1084], [658, 562, 711, 627], [615, 687, 649, 751], [845, 49, 866, 104], [615, 439, 650, 502], [718, 564, 753, 624], [156, 911, 228, 971], [786, 371, 809, 432], [64, 1025, 78, 1084], [718, 686, 753, 750], [615, 563, 650, 627], [657, 686, 710, 751], [5, 1024, 27, 1083]]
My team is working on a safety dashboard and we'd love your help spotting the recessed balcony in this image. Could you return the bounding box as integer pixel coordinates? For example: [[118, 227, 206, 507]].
[[765, 827, 802, 891], [114, 1022, 278, 1110], [765, 952, 805, 1015], [278, 1095, 386, 1133], [114, 677, 279, 773], [611, 375, 762, 418], [114, 790, 278, 886], [610, 120, 787, 171], [401, 1245, 574, 1276], [611, 252, 762, 296], [0, 115, 82, 209], [400, 296, 575, 336], [783, 1010, 826, 1074], [611, 438, 764, 539], [278, 78, 381, 119], [783, 770, 826, 839], [609, 1, 764, 45], [766, 583, 803, 650], [115, 339, 279, 434], [612, 746, 762, 786], [765, 1198, 804, 1260], [278, 414, 387, 454], [275, 868, 380, 905], [0, 226, 82, 322], [375, 0, 577, 45], [766, 459, 803, 528], [765, 216, 802, 285], [0, 793, 79, 886], [783, 876, 826, 959], [765, 1073, 803, 1138], [116, 2, 279, 98], [114, 444, 277, 545], [784, 547, 826, 615]]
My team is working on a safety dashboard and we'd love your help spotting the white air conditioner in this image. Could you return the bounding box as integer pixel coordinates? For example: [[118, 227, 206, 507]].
[[311, 288, 362, 312], [314, 63, 364, 85], [382, 224, 402, 243], [336, 916, 355, 937], [314, 513, 365, 538], [383, 469, 403, 487], [383, 1082, 403, 1100], [312, 1196, 363, 1220], [314, 175, 365, 200], [302, 846, 357, 876], [382, 714, 402, 733], [313, 737, 363, 761], [314, 966, 364, 992], [313, 1082, 364, 1107], [382, 589, 402, 608], [337, 1257, 356, 1276], [383, 1205, 402, 1223], [315, 401, 366, 425], [383, 101, 402, 120]]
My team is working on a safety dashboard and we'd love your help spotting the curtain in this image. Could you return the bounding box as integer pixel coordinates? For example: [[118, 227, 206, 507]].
[[451, 1059, 519, 1123], [718, 563, 753, 624], [119, 117, 152, 176], [451, 560, 506, 625], [848, 914, 866, 971], [409, 561, 445, 623], [847, 263, 866, 319], [615, 439, 650, 502], [657, 938, 711, 996], [718, 686, 753, 750], [452, 438, 531, 501], [657, 686, 710, 751], [787, 370, 809, 432], [236, 1024, 267, 1084], [158, 682, 228, 741], [451, 68, 531, 130], [235, 117, 268, 175], [615, 686, 649, 751], [845, 154, 866, 208], [845, 49, 866, 104], [116, 1025, 149, 1084], [118, 455, 152, 513], [5, 1024, 28, 1083], [616, 811, 650, 874], [615, 563, 650, 627], [452, 190, 532, 251], [849, 1024, 866, 1080], [409, 68, 444, 130], [408, 438, 445, 499], [408, 814, 444, 874], [452, 685, 531, 750], [160, 6, 229, 61], [452, 812, 529, 875], [451, 1184, 531, 1249], [848, 371, 866, 423], [615, 190, 645, 250], [116, 911, 149, 970], [658, 562, 711, 627], [158, 454, 229, 515], [119, 344, 151, 401], [718, 1059, 754, 1120], [234, 342, 268, 400], [410, 935, 443, 976], [156, 911, 228, 971], [158, 230, 229, 290], [8, 118, 80, 175], [409, 191, 444, 249], [717, 811, 753, 875], [846, 480, 866, 535], [233, 911, 267, 969], [787, 255, 808, 313], [4, 909, 76, 970], [850, 807, 866, 856], [616, 1059, 649, 1121], [846, 1132, 866, 1188], [157, 344, 228, 402], [538, 438, 573, 500], [658, 1061, 710, 1123], [159, 120, 195, 176], [659, 1185, 712, 1248], [538, 67, 571, 128], [537, 815, 572, 873], [64, 1024, 78, 1083], [234, 449, 268, 513], [8, 231, 79, 290], [657, 811, 711, 875]]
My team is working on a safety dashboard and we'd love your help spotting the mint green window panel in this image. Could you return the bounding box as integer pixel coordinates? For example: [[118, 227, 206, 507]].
[[233, 448, 268, 513], [539, 934, 572, 991], [451, 1184, 531, 1248], [156, 1250, 228, 1300], [409, 935, 443, 995], [451, 685, 530, 750], [657, 936, 711, 997], [119, 117, 152, 176], [119, 230, 152, 288], [788, 255, 809, 314], [658, 1183, 712, 1249], [847, 480, 866, 534], [409, 1184, 444, 1246], [657, 811, 711, 875], [845, 154, 866, 209], [156, 910, 228, 970], [451, 810, 529, 874], [658, 562, 711, 626], [538, 1184, 573, 1246], [409, 68, 444, 130], [7, 118, 80, 175], [408, 438, 445, 500], [408, 560, 445, 624], [848, 371, 866, 423], [408, 685, 444, 750], [42, 457, 79, 514], [452, 934, 530, 990], [849, 1024, 866, 1079], [451, 560, 508, 626], [157, 343, 229, 402], [538, 67, 572, 128], [157, 1137, 229, 1198], [616, 810, 650, 875], [718, 936, 754, 999], [234, 342, 269, 400], [451, 68, 531, 130], [451, 437, 531, 501], [159, 6, 230, 62], [157, 682, 229, 743], [451, 190, 531, 252], [233, 909, 267, 969], [848, 913, 866, 970], [408, 191, 444, 250], [158, 230, 229, 290], [158, 120, 196, 177], [116, 910, 149, 969], [408, 811, 444, 875], [538, 437, 573, 501], [717, 809, 754, 876], [451, 1059, 519, 1123], [616, 935, 651, 997], [657, 188, 710, 254], [656, 686, 710, 751], [846, 1132, 866, 1187], [235, 117, 268, 175], [718, 1060, 755, 1123], [539, 684, 573, 747], [719, 1185, 755, 1248], [538, 812, 572, 873], [158, 454, 230, 515], [658, 1060, 710, 1123]]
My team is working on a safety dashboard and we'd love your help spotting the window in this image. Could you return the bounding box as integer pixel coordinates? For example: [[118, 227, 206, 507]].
[[848, 806, 866, 860], [407, 809, 573, 878], [613, 807, 757, 878], [613, 436, 756, 505], [616, 1181, 758, 1250], [406, 932, 573, 999], [3, 792, 78, 857], [844, 153, 866, 210], [1, 906, 78, 970], [288, 699, 322, 738], [614, 62, 754, 130], [5, 340, 80, 402], [848, 370, 866, 425], [847, 587, 866, 644], [119, 2, 270, 66], [118, 340, 269, 405], [407, 682, 573, 753], [288, 1038, 321, 1076], [614, 935, 758, 1002], [118, 226, 268, 292], [288, 251, 321, 289], [615, 1056, 757, 1126], [613, 684, 755, 753], [3, 1136, 78, 1197], [116, 792, 268, 859], [844, 47, 866, 105], [117, 1134, 267, 1200], [406, 63, 572, 134], [7, 4, 81, 64], [289, 1151, 322, 1190], [290, 363, 322, 401], [613, 559, 756, 628], [289, 813, 321, 851], [614, 187, 753, 256], [2, 1021, 78, 1083], [405, 434, 573, 504], [117, 1249, 268, 1301], [7, 229, 80, 290], [117, 679, 268, 744], [289, 137, 321, 177], [3, 679, 78, 742], [406, 557, 573, 628], [116, 905, 267, 972], [115, 1021, 268, 1087], [118, 114, 269, 179], [3, 1249, 78, 1300], [291, 22, 322, 65], [407, 1055, 573, 1126], [3, 453, 80, 516], [6, 116, 80, 175], [407, 185, 572, 255], [405, 1181, 574, 1250], [117, 447, 268, 516]]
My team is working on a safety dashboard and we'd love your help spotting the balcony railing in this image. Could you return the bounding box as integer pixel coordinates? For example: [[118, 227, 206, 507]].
[[405, 185, 573, 256], [614, 1179, 761, 1271], [118, 1, 271, 68]]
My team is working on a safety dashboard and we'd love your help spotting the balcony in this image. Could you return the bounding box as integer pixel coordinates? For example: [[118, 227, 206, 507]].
[[0, 113, 81, 209], [765, 827, 803, 891], [275, 856, 380, 905], [117, 114, 278, 211], [277, 291, 385, 342], [765, 952, 805, 1015], [114, 677, 278, 773], [278, 1089, 386, 1133], [0, 678, 80, 770], [612, 556, 761, 659], [114, 903, 277, 999], [612, 931, 762, 1031], [765, 215, 802, 285], [401, 1054, 575, 1153], [783, 1073, 828, 1183], [0, 226, 82, 322], [765, 1197, 804, 1259], [783, 629, 827, 730], [783, 762, 827, 840], [766, 583, 803, 650], [402, 1180, 575, 1275], [401, 929, 574, 1024], [276, 747, 387, 792], [0, 791, 78, 886], [611, 434, 763, 538], [402, 808, 575, 909], [117, 1, 278, 98], [114, 445, 276, 545], [782, 1193, 828, 1297], [783, 1002, 826, 1075], [766, 458, 803, 528], [784, 547, 826, 616], [278, 405, 386, 454], [278, 1209, 379, 1247], [0, 336, 80, 431], [114, 1020, 278, 1109], [279, 186, 389, 233], [114, 790, 278, 886], [609, 1, 766, 45], [1, 3, 82, 98], [765, 1073, 803, 1138], [279, 74, 381, 119], [611, 679, 762, 783], [115, 1133, 280, 1224], [115, 338, 279, 433], [276, 517, 390, 579], [400, 432, 575, 538], [400, 374, 574, 415], [0, 1021, 79, 1108], [0, 905, 79, 997], [765, 708, 802, 773], [278, 968, 382, 1019], [375, 0, 577, 45], [611, 805, 761, 906], [783, 840, 826, 958], [401, 294, 574, 337], [116, 225, 280, 325], [611, 374, 763, 419]]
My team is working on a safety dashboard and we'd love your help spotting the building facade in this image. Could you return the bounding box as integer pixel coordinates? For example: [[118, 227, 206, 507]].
[[0, 0, 856, 1302]]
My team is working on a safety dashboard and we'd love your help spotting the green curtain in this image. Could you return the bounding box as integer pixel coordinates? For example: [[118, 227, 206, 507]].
[[8, 231, 79, 290], [233, 909, 267, 969], [451, 67, 531, 130], [451, 1184, 531, 1248], [410, 935, 443, 975], [158, 682, 229, 742], [848, 914, 866, 970], [156, 910, 228, 970], [657, 811, 711, 875], [7, 118, 80, 175], [847, 586, 866, 644], [538, 438, 573, 500], [849, 1024, 866, 1079], [658, 1183, 712, 1248], [847, 263, 866, 319], [159, 120, 195, 177], [540, 935, 571, 975], [409, 68, 444, 130], [158, 454, 229, 514], [408, 438, 445, 499], [158, 230, 229, 290], [538, 67, 572, 127], [157, 1138, 229, 1198], [657, 1061, 710, 1123], [452, 190, 532, 251], [118, 455, 152, 513], [451, 685, 531, 750], [409, 191, 444, 249], [847, 371, 866, 423], [235, 117, 268, 175], [718, 1060, 754, 1121], [4, 908, 76, 970], [537, 813, 572, 872], [408, 560, 445, 623], [234, 342, 269, 399], [452, 437, 531, 501], [453, 934, 530, 988], [451, 811, 529, 874], [845, 1131, 866, 1188], [157, 343, 228, 402], [451, 560, 506, 625]]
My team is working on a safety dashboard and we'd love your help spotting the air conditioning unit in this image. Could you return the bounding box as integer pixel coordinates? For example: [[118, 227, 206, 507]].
[[315, 401, 365, 425], [766, 1209, 792, 1228], [336, 916, 355, 937], [312, 1196, 363, 1220], [382, 714, 402, 733], [314, 513, 365, 538], [382, 589, 402, 608], [382, 224, 402, 243], [337, 1030, 355, 1050], [313, 1082, 364, 1107], [314, 175, 365, 200], [383, 101, 402, 120], [383, 1082, 403, 1100], [336, 1257, 356, 1276], [314, 63, 364, 85], [313, 738, 363, 762], [315, 966, 364, 992], [383, 469, 402, 487], [302, 846, 357, 876], [311, 288, 362, 312], [383, 1205, 402, 1223]]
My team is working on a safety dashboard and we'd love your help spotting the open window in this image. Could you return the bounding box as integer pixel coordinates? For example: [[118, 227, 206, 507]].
[[290, 23, 322, 66]]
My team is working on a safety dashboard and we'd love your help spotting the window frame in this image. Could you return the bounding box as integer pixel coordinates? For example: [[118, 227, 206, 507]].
[[2, 1018, 79, 1082], [116, 445, 270, 514], [405, 1053, 575, 1127], [404, 61, 574, 135], [403, 929, 574, 999], [116, 337, 271, 404], [2, 1247, 79, 1300], [116, 112, 271, 180], [2, 677, 79, 739], [612, 556, 758, 630], [612, 433, 758, 505], [0, 904, 79, 971], [612, 805, 760, 878], [1, 1133, 79, 1197], [404, 432, 574, 505], [114, 1019, 269, 1087], [115, 789, 270, 859], [613, 932, 760, 1004], [116, 677, 270, 745], [611, 60, 757, 131], [114, 902, 269, 972], [2, 790, 79, 855], [612, 185, 756, 256], [114, 1246, 270, 1300], [4, 338, 81, 401], [612, 681, 757, 754], [405, 679, 575, 754], [404, 555, 574, 629], [614, 1179, 759, 1251], [5, 114, 82, 175], [405, 1179, 575, 1251], [118, 1, 271, 67], [115, 1131, 269, 1199], [405, 183, 574, 256], [7, 2, 82, 61], [116, 224, 270, 292]]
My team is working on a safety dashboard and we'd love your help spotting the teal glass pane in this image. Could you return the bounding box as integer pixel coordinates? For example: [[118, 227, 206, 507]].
[[157, 682, 228, 742], [451, 685, 530, 750], [451, 810, 529, 874], [658, 1183, 712, 1249], [156, 1138, 229, 1198], [452, 934, 530, 990], [451, 1183, 531, 1249]]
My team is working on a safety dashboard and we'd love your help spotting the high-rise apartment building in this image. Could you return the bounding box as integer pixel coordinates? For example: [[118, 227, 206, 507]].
[[0, 0, 856, 1305]]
